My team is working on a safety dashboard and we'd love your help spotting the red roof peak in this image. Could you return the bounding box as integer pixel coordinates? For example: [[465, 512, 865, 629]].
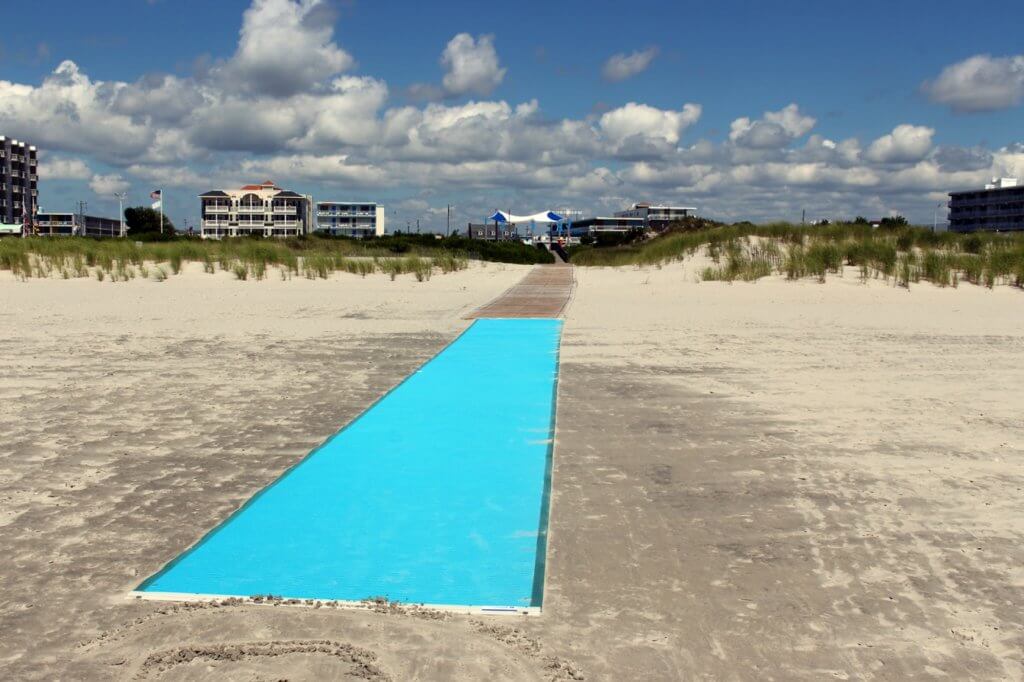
[[240, 180, 281, 191]]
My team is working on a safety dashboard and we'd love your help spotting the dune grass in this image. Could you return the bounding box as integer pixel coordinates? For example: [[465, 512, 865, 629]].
[[570, 221, 1024, 289], [0, 235, 472, 283]]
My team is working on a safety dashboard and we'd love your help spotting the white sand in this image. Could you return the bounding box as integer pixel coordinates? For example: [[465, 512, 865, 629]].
[[553, 259, 1024, 676], [2, 255, 1022, 679], [0, 259, 530, 340]]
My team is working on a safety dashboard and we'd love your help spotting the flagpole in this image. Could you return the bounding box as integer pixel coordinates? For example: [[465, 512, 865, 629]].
[[160, 190, 164, 234]]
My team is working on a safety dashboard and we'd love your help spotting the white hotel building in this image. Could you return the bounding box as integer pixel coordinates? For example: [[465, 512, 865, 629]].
[[199, 181, 313, 239], [315, 201, 386, 238]]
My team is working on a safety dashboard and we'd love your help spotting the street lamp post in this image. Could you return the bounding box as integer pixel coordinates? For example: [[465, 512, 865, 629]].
[[114, 192, 127, 238]]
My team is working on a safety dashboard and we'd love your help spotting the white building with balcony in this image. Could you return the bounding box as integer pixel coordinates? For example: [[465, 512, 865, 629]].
[[199, 181, 312, 239], [315, 201, 386, 238]]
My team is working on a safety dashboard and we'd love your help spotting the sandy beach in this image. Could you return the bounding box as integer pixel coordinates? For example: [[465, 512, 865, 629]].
[[2, 259, 1022, 680]]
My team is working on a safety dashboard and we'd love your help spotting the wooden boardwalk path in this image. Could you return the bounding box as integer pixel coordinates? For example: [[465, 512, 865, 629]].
[[467, 264, 574, 319]]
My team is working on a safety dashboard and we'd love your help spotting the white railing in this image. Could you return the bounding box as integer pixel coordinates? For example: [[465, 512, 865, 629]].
[[204, 205, 229, 214], [273, 205, 297, 214], [237, 205, 265, 213], [273, 220, 299, 227]]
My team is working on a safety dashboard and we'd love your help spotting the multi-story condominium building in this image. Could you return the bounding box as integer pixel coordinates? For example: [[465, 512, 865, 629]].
[[34, 211, 122, 238], [1, 136, 39, 227], [614, 203, 696, 230], [199, 181, 312, 239], [315, 201, 386, 238], [948, 178, 1024, 233]]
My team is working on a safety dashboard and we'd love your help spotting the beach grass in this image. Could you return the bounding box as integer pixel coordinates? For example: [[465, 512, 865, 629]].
[[0, 234, 484, 283], [570, 221, 1024, 289]]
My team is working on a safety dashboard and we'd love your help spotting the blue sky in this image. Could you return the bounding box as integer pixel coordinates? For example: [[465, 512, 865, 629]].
[[2, 0, 1023, 229]]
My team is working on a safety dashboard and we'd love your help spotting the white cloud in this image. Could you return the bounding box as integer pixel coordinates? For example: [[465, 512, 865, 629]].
[[112, 74, 203, 124], [39, 157, 92, 180], [924, 54, 1024, 113], [599, 102, 701, 150], [932, 145, 993, 172], [440, 33, 506, 96], [219, 0, 353, 97], [566, 167, 622, 194], [602, 48, 658, 82], [88, 173, 130, 195], [6, 0, 1021, 226], [294, 76, 390, 148], [0, 61, 153, 162], [729, 103, 816, 149], [238, 153, 387, 186], [865, 124, 934, 163]]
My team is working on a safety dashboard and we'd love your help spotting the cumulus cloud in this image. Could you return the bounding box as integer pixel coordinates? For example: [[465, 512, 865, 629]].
[[218, 0, 353, 97], [88, 173, 130, 195], [0, 60, 153, 162], [933, 145, 994, 172], [865, 124, 934, 163], [729, 103, 816, 149], [6, 0, 1021, 225], [599, 102, 701, 149], [602, 47, 658, 82], [39, 157, 92, 180], [111, 74, 203, 124], [924, 54, 1024, 113], [440, 33, 506, 96]]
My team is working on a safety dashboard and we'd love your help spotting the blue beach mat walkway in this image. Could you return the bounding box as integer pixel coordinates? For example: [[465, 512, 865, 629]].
[[139, 318, 562, 609]]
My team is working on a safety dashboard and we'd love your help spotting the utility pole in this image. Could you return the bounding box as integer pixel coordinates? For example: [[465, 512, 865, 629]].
[[416, 219, 420, 234], [114, 192, 127, 238], [801, 209, 806, 225], [447, 204, 451, 237]]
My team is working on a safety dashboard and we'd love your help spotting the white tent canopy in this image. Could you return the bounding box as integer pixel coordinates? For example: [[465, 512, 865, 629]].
[[488, 210, 563, 224]]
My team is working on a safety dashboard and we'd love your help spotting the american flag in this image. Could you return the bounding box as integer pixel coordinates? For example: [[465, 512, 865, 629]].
[[150, 189, 162, 200]]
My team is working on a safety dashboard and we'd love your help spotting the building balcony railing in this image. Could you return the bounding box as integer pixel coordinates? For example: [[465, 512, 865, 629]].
[[237, 205, 266, 213], [949, 206, 1024, 216], [272, 205, 297, 214], [204, 205, 229, 214], [273, 220, 300, 227]]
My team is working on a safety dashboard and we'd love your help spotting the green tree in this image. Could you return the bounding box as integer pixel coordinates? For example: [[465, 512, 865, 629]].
[[124, 206, 175, 235], [879, 215, 909, 229]]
